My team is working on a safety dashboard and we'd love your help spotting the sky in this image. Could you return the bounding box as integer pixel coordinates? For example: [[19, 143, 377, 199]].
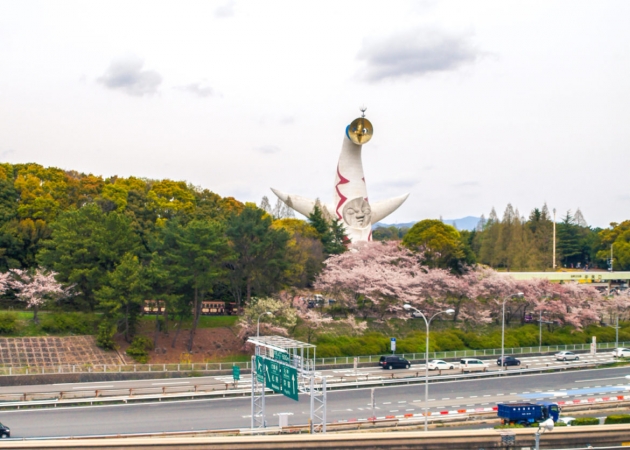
[[1, 1, 629, 228]]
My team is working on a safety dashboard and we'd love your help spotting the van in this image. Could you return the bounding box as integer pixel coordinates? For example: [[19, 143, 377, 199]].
[[460, 358, 488, 373]]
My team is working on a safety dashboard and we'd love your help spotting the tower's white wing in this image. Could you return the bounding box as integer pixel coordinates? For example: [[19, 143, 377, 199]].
[[370, 193, 410, 224], [270, 188, 317, 218]]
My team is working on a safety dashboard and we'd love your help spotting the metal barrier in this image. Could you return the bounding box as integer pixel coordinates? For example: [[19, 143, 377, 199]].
[[0, 341, 627, 376], [0, 358, 617, 410]]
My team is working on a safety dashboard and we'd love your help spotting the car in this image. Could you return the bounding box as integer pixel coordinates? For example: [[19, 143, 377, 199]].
[[427, 360, 455, 371], [379, 355, 411, 370], [497, 356, 521, 367], [460, 358, 488, 372], [558, 416, 576, 426], [0, 422, 10, 438], [555, 351, 579, 361], [612, 348, 630, 358]]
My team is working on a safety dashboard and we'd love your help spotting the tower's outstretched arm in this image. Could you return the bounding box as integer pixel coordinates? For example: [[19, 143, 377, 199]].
[[270, 188, 317, 218], [370, 193, 410, 224]]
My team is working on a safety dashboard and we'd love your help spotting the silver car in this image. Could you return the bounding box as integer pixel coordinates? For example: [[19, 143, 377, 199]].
[[555, 351, 579, 361]]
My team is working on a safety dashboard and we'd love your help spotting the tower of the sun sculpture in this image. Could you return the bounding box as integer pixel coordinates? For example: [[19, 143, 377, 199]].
[[271, 109, 409, 242]]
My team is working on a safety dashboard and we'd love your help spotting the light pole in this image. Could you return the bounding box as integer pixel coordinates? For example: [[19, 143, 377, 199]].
[[537, 310, 554, 352], [552, 208, 557, 270], [403, 304, 454, 432], [501, 293, 524, 370], [257, 311, 272, 338]]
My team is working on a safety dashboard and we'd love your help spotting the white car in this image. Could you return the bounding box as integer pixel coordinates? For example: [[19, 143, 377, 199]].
[[612, 348, 630, 358], [558, 416, 576, 426], [427, 360, 455, 371], [555, 351, 580, 361]]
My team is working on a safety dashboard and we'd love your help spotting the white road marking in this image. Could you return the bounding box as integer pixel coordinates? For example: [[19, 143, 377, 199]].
[[72, 385, 113, 389], [575, 376, 628, 383], [151, 381, 190, 386], [383, 402, 391, 404]]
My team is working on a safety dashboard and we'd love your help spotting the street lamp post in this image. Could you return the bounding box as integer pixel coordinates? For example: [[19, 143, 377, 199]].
[[403, 304, 454, 432], [257, 311, 272, 338], [501, 293, 524, 370]]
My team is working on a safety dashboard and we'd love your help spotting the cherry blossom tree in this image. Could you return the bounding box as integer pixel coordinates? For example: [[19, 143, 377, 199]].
[[315, 241, 428, 320], [8, 269, 69, 322], [0, 272, 10, 295], [237, 296, 297, 341]]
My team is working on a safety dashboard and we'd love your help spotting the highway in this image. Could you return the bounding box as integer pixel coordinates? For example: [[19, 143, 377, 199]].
[[0, 351, 614, 396], [1, 364, 628, 439]]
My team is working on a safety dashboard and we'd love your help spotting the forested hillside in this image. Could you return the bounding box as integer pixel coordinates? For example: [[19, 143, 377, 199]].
[[0, 162, 335, 348], [376, 203, 630, 272]]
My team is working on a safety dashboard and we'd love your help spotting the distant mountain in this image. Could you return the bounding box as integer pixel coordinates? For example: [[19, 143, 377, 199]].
[[373, 216, 481, 232]]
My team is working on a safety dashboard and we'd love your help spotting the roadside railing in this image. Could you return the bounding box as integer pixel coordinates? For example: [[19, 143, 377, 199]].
[[0, 357, 621, 410], [0, 340, 627, 376]]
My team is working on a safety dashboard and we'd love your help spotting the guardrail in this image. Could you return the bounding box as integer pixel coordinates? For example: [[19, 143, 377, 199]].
[[0, 341, 627, 376], [0, 358, 619, 410]]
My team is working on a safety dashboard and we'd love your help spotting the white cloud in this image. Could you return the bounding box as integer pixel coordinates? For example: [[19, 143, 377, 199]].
[[214, 1, 236, 18], [98, 55, 162, 97], [176, 82, 214, 98], [255, 145, 281, 154], [357, 27, 481, 82]]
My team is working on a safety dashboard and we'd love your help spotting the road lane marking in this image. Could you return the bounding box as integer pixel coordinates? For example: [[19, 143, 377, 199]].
[[575, 376, 628, 383], [151, 382, 190, 386], [383, 402, 391, 404], [72, 385, 113, 389]]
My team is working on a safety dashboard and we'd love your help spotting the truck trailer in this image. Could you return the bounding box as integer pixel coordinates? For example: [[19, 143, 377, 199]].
[[497, 402, 560, 426]]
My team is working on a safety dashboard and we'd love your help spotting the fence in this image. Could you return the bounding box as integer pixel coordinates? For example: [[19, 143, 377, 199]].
[[0, 340, 627, 376]]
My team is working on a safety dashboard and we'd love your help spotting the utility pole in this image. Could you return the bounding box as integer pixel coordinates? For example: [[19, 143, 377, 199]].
[[552, 208, 557, 270]]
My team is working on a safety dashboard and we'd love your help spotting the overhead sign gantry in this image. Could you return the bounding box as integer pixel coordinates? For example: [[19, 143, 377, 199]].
[[247, 335, 326, 433]]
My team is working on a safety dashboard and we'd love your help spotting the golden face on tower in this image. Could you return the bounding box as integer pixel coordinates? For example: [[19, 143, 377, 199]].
[[348, 117, 373, 145]]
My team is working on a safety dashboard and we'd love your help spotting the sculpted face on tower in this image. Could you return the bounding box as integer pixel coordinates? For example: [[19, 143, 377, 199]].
[[342, 197, 372, 228]]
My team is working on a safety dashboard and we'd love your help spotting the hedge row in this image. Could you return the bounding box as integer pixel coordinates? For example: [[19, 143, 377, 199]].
[[314, 322, 630, 358]]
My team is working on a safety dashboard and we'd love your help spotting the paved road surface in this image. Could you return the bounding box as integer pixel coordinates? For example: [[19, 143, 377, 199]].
[[1, 365, 628, 438], [0, 352, 614, 396]]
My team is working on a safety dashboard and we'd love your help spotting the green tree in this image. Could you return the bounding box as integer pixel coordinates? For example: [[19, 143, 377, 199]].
[[160, 219, 231, 352], [96, 253, 148, 342], [597, 221, 630, 270], [226, 204, 290, 305], [402, 219, 466, 272], [272, 218, 325, 288], [37, 204, 141, 310], [307, 205, 346, 256]]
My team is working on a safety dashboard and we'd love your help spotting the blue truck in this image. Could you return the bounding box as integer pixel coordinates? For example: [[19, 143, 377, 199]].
[[497, 402, 560, 426]]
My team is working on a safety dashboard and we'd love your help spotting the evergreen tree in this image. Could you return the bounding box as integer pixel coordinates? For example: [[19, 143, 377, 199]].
[[308, 205, 346, 256]]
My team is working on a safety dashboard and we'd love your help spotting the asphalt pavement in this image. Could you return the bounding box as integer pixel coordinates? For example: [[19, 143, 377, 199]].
[[1, 364, 628, 439]]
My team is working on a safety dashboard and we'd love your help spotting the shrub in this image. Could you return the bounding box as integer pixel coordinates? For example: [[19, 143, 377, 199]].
[[604, 414, 630, 424], [571, 417, 599, 426], [126, 336, 154, 363], [96, 321, 118, 350], [554, 421, 567, 426], [494, 424, 525, 429], [40, 312, 98, 335], [0, 312, 19, 334]]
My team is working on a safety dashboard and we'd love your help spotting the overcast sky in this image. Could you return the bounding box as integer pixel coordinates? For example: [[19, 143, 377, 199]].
[[1, 1, 629, 228]]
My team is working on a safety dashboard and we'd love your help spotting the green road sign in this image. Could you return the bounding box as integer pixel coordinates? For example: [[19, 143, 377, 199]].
[[255, 355, 299, 401], [232, 365, 240, 381]]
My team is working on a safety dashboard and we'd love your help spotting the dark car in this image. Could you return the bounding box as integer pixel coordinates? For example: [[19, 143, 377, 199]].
[[497, 355, 521, 367], [0, 422, 10, 438], [379, 355, 410, 370]]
